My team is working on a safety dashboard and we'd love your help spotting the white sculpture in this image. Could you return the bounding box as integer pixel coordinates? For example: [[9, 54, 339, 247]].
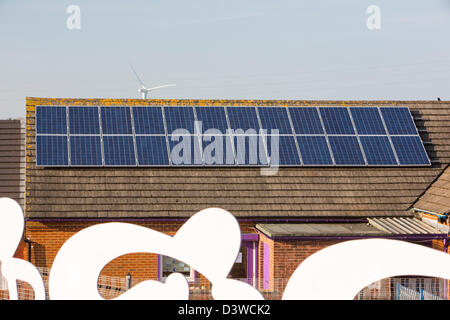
[[0, 197, 449, 300], [0, 198, 46, 300]]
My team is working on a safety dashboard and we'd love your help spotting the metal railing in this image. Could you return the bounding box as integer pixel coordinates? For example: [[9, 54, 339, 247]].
[[0, 268, 447, 300]]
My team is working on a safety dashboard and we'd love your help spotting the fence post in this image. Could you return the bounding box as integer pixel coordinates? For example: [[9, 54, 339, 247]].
[[396, 283, 399, 300]]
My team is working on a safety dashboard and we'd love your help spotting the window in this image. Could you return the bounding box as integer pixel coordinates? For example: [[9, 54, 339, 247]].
[[159, 255, 195, 282], [415, 278, 424, 293], [400, 278, 409, 288]]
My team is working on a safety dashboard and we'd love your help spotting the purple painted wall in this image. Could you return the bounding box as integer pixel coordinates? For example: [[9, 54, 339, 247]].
[[263, 243, 270, 290]]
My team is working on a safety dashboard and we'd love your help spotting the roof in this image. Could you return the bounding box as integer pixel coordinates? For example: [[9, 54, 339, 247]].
[[413, 165, 450, 215], [24, 98, 450, 219], [0, 119, 25, 209], [256, 223, 384, 237], [256, 218, 445, 239], [367, 217, 441, 234]]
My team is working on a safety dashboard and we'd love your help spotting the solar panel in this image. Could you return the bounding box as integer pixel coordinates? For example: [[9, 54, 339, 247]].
[[35, 105, 430, 168], [168, 135, 203, 165], [136, 136, 169, 166], [226, 107, 260, 134], [68, 107, 100, 135], [133, 107, 165, 135], [350, 107, 386, 135], [70, 136, 103, 166], [391, 136, 430, 165], [101, 107, 133, 135], [319, 107, 355, 135], [328, 136, 365, 165], [164, 106, 196, 135], [296, 136, 333, 165], [257, 107, 293, 135], [195, 106, 229, 134], [103, 136, 136, 166], [380, 107, 417, 135], [360, 136, 397, 165], [288, 107, 324, 134], [233, 135, 268, 165], [201, 135, 235, 165], [265, 135, 301, 165], [36, 135, 68, 166], [36, 106, 67, 134]]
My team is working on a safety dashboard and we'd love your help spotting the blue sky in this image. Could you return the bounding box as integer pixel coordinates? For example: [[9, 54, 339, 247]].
[[0, 0, 449, 118]]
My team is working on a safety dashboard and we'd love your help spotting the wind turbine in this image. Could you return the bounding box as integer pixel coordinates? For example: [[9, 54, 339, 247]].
[[129, 64, 176, 99]]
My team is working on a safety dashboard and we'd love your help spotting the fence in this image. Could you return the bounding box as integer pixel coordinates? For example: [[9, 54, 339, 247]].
[[394, 278, 445, 300], [0, 268, 447, 300]]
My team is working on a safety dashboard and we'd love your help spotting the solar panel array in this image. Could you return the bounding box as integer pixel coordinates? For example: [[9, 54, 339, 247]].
[[35, 105, 431, 167]]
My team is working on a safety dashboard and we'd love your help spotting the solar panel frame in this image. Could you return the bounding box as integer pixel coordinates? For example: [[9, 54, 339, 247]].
[[287, 107, 325, 135], [201, 134, 236, 166], [132, 106, 166, 135], [68, 106, 101, 135], [319, 107, 356, 135], [36, 106, 68, 134], [69, 135, 103, 166], [265, 135, 302, 166], [346, 108, 368, 166], [380, 106, 419, 135], [36, 135, 69, 166], [167, 134, 204, 166], [34, 105, 431, 168], [359, 136, 398, 166], [232, 134, 269, 166], [102, 135, 137, 166], [101, 106, 133, 135], [135, 135, 170, 166], [350, 107, 387, 135], [375, 106, 401, 166], [296, 135, 334, 166], [257, 107, 294, 135], [390, 135, 431, 166], [328, 135, 366, 166], [164, 106, 197, 135], [225, 106, 260, 135], [194, 106, 230, 135]]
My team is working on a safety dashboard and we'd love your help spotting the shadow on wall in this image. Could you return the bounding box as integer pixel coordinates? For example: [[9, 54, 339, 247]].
[[31, 242, 47, 268]]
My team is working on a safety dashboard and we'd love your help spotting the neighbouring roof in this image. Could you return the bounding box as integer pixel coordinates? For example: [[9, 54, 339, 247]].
[[413, 165, 450, 215], [0, 119, 25, 209], [256, 217, 445, 239], [367, 217, 441, 235], [256, 223, 384, 237], [24, 98, 450, 219]]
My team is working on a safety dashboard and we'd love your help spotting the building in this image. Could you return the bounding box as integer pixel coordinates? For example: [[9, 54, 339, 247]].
[[0, 119, 25, 210], [0, 119, 26, 296], [22, 97, 449, 299]]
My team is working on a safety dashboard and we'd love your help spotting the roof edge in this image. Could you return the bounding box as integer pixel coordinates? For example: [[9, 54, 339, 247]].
[[25, 97, 449, 106]]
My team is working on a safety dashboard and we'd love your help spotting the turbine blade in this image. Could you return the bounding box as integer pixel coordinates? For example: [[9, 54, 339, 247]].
[[148, 84, 176, 91], [128, 62, 146, 87]]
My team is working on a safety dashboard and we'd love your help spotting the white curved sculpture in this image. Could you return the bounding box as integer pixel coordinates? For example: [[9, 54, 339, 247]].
[[0, 197, 449, 300], [282, 238, 450, 300], [48, 207, 264, 300], [0, 198, 46, 300]]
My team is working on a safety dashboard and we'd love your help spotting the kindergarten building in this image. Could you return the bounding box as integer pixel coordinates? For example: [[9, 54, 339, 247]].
[[21, 97, 449, 299]]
